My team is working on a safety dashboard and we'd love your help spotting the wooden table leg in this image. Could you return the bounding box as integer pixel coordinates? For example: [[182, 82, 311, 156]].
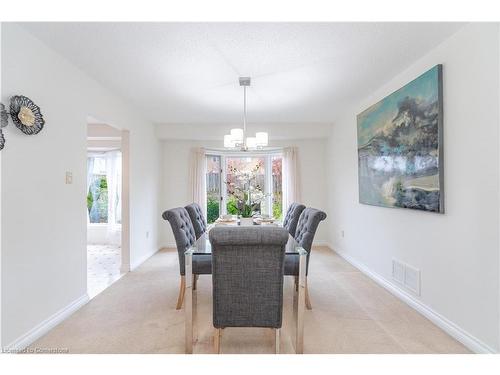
[[214, 328, 221, 354]]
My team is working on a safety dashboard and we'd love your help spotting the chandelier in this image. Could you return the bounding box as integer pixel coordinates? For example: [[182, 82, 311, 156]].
[[224, 77, 268, 150]]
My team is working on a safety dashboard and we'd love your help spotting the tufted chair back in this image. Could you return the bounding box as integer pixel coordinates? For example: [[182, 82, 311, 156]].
[[295, 208, 327, 252], [162, 207, 197, 275], [282, 202, 306, 237], [210, 226, 289, 329], [295, 208, 327, 275], [185, 203, 207, 239]]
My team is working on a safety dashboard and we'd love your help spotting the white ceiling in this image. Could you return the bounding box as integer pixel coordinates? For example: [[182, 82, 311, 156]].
[[19, 22, 464, 125]]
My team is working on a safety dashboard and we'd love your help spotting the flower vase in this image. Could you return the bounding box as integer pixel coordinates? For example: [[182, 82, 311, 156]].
[[240, 217, 253, 226]]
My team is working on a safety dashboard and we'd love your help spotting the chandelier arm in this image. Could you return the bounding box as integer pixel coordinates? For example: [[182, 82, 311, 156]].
[[225, 77, 256, 151]]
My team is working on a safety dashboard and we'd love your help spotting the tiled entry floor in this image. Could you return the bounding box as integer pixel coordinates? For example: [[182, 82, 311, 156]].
[[87, 244, 123, 298]]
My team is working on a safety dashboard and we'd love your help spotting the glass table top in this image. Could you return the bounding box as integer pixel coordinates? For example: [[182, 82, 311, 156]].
[[186, 231, 306, 255]]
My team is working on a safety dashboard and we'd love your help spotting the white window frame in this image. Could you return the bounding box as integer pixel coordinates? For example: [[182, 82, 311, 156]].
[[205, 150, 283, 217], [205, 154, 223, 219]]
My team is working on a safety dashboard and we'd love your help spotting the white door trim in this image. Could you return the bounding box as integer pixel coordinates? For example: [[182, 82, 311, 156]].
[[120, 129, 130, 273]]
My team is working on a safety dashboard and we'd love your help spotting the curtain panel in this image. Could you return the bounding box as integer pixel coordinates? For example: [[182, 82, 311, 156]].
[[282, 146, 301, 213], [106, 150, 122, 245], [189, 147, 207, 218], [86, 157, 95, 223]]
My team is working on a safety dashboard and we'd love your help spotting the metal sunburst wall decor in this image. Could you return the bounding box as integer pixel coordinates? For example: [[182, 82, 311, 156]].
[[0, 103, 8, 150], [0, 95, 45, 150], [10, 95, 45, 135], [0, 125, 5, 150]]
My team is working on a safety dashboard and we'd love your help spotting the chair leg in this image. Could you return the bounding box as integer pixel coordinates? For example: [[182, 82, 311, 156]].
[[193, 274, 197, 291], [214, 328, 222, 354], [294, 276, 298, 292], [275, 329, 280, 354], [176, 276, 186, 310], [305, 278, 312, 310]]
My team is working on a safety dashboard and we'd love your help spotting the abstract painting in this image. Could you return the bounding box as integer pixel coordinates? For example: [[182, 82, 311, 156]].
[[357, 65, 443, 213]]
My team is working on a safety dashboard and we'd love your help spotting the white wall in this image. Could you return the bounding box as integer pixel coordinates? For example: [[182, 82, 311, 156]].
[[1, 24, 161, 346], [0, 22, 3, 348], [87, 224, 121, 245], [159, 137, 329, 247], [327, 23, 500, 352], [87, 225, 109, 244]]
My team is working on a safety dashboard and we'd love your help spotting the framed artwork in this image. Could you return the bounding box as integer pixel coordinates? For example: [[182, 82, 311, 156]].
[[357, 65, 443, 213]]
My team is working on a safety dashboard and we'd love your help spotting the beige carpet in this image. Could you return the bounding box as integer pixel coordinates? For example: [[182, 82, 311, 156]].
[[30, 247, 470, 354]]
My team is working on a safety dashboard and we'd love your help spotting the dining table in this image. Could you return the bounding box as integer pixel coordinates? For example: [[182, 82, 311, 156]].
[[184, 217, 308, 354]]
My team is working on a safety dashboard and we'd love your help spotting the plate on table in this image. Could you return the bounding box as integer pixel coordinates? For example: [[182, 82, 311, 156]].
[[216, 216, 237, 223], [253, 217, 276, 224]]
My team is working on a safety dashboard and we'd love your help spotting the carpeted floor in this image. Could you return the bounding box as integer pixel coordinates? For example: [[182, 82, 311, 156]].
[[30, 247, 470, 354]]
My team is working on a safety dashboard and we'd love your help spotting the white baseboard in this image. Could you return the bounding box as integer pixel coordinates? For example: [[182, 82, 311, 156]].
[[130, 247, 160, 271], [5, 293, 89, 351], [332, 247, 496, 354]]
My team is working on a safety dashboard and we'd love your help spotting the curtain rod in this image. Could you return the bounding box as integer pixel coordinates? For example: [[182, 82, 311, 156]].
[[87, 148, 121, 156], [203, 147, 283, 154]]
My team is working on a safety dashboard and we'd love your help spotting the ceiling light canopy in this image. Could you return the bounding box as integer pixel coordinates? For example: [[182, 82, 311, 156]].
[[224, 77, 268, 151]]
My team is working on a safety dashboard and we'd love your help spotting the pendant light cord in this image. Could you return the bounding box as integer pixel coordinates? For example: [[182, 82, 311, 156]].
[[243, 85, 247, 140]]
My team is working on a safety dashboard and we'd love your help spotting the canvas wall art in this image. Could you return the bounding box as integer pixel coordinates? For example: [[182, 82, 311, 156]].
[[357, 65, 443, 213]]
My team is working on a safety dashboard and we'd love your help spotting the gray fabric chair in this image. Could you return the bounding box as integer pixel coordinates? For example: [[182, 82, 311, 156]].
[[284, 207, 327, 310], [185, 203, 207, 239], [162, 207, 212, 309], [209, 226, 289, 354], [282, 202, 306, 237]]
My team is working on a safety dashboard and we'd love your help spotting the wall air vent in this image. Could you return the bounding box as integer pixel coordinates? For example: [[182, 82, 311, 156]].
[[392, 259, 421, 296]]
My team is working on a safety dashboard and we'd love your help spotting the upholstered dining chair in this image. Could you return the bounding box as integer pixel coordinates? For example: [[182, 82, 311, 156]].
[[162, 207, 212, 309], [282, 202, 306, 237], [284, 207, 327, 310], [209, 226, 289, 354], [185, 203, 207, 239]]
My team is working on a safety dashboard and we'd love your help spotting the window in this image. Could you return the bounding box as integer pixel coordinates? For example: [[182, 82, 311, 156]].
[[87, 152, 122, 225], [87, 157, 108, 223], [272, 156, 283, 220], [205, 153, 283, 222], [206, 155, 222, 224], [225, 157, 266, 217]]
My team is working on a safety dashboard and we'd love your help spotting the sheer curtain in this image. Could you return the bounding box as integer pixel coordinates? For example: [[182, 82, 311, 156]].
[[106, 151, 122, 245], [88, 157, 103, 224], [282, 146, 301, 213], [189, 147, 207, 218], [86, 157, 95, 223]]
